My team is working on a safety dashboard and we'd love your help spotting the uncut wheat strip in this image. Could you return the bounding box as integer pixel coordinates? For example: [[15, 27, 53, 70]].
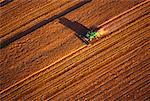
[[88, 0, 149, 35], [50, 41, 149, 100]]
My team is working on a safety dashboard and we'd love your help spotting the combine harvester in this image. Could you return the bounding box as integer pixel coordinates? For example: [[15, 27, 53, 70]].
[[76, 28, 107, 45], [59, 17, 107, 45]]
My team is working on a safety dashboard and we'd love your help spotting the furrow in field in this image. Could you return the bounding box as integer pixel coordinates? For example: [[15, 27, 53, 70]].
[[90, 69, 150, 101], [50, 43, 150, 100], [117, 81, 150, 100], [29, 28, 149, 100]]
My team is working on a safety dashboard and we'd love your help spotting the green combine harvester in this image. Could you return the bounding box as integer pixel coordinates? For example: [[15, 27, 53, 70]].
[[77, 28, 106, 45]]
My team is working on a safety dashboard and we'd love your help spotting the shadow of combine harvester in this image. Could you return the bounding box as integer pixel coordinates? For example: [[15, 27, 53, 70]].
[[59, 17, 91, 45], [59, 17, 101, 45]]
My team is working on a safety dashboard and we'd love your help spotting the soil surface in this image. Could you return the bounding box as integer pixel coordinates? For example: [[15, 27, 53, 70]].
[[0, 0, 149, 100]]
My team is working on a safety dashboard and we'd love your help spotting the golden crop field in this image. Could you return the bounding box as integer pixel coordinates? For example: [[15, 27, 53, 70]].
[[0, 0, 149, 100]]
